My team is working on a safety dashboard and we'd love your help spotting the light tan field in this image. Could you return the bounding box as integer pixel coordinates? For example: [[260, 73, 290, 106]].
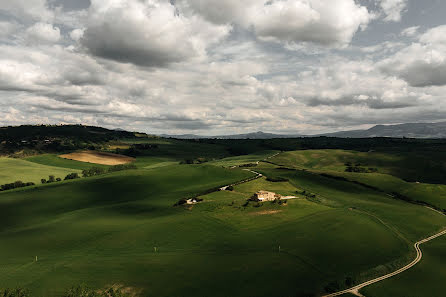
[[59, 151, 134, 165]]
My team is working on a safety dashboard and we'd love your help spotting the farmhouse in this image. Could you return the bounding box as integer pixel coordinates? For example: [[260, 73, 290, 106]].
[[255, 191, 281, 202]]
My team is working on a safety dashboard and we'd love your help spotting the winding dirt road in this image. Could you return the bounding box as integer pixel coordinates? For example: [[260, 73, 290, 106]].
[[322, 228, 446, 297]]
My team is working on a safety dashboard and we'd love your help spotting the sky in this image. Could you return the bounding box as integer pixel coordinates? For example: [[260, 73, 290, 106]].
[[0, 0, 445, 135]]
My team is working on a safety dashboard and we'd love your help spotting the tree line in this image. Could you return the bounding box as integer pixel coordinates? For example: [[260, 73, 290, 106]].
[[81, 164, 137, 177], [0, 285, 132, 297]]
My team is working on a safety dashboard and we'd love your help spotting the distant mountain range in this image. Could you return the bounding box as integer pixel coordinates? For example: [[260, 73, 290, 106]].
[[322, 122, 446, 139], [160, 122, 446, 139]]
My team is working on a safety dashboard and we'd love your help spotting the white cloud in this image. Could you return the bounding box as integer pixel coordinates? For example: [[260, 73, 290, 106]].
[[70, 28, 84, 42], [25, 22, 61, 44], [179, 0, 372, 47], [401, 26, 419, 37], [81, 0, 230, 67], [379, 0, 408, 22], [248, 0, 371, 46], [0, 0, 54, 23], [379, 25, 446, 87]]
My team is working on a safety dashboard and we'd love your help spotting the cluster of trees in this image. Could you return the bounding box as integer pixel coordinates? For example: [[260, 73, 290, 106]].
[[116, 143, 159, 157], [64, 173, 80, 180], [42, 172, 81, 184], [0, 285, 132, 297], [82, 164, 137, 178], [297, 190, 317, 199], [345, 162, 378, 173], [41, 175, 62, 184], [0, 181, 35, 192], [0, 288, 29, 297], [324, 276, 356, 293], [239, 163, 257, 168], [174, 197, 204, 206], [0, 125, 136, 156], [180, 157, 210, 165], [0, 172, 82, 192], [82, 167, 106, 177], [266, 176, 289, 182]]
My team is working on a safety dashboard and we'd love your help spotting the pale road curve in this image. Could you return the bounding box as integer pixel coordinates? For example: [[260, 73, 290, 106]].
[[219, 152, 281, 190], [321, 228, 446, 297]]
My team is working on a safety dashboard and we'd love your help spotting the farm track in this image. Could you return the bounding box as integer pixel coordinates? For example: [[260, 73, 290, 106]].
[[219, 152, 281, 190], [321, 224, 446, 297]]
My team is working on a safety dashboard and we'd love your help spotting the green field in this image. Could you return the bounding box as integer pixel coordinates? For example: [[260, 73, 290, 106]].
[[208, 150, 278, 167], [0, 144, 445, 297], [0, 158, 80, 185], [270, 149, 446, 184]]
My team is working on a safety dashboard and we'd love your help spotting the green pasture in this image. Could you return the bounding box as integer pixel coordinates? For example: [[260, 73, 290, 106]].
[[0, 146, 445, 297], [270, 149, 446, 184], [0, 158, 80, 185], [208, 150, 278, 167], [318, 171, 446, 211], [1, 161, 445, 296]]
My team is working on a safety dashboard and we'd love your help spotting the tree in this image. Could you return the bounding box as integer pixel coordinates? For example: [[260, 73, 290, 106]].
[[56, 177, 62, 182], [64, 173, 80, 180], [48, 175, 55, 183], [0, 288, 30, 297], [345, 276, 354, 287], [41, 179, 47, 184]]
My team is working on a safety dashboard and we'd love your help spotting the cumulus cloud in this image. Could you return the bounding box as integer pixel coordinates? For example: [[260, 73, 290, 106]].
[[70, 28, 84, 42], [248, 0, 371, 46], [0, 0, 54, 23], [380, 25, 446, 87], [25, 22, 61, 44], [81, 0, 230, 67], [379, 0, 408, 22], [179, 0, 372, 47]]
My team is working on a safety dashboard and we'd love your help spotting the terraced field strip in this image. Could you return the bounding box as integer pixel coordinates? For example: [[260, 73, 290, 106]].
[[322, 228, 446, 297], [59, 150, 134, 165]]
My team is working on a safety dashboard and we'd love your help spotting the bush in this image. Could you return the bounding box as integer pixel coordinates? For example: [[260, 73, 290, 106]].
[[0, 288, 29, 297], [0, 181, 34, 192], [174, 198, 188, 206], [64, 173, 80, 180], [107, 164, 137, 173], [324, 281, 340, 293], [48, 175, 56, 183], [266, 177, 289, 182], [226, 186, 234, 191], [82, 167, 106, 177], [41, 179, 46, 184], [56, 178, 62, 182], [239, 163, 257, 168]]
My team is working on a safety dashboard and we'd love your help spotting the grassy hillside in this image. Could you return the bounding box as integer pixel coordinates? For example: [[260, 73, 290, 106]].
[[0, 158, 80, 185], [1, 159, 445, 296], [363, 236, 446, 297], [270, 149, 446, 184], [0, 140, 445, 297]]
